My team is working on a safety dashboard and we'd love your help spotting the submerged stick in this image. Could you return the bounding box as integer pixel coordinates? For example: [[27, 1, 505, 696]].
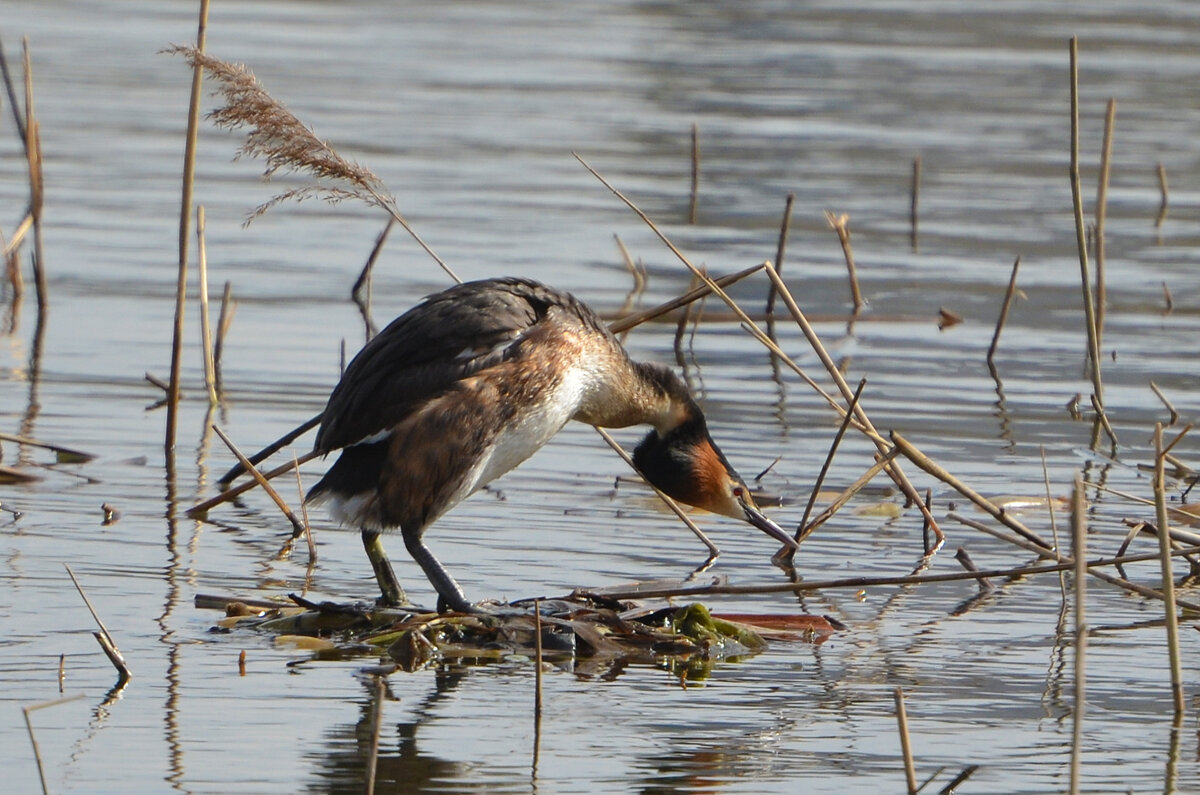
[[1154, 424, 1185, 716], [365, 676, 385, 794], [986, 256, 1021, 370], [894, 687, 918, 794]]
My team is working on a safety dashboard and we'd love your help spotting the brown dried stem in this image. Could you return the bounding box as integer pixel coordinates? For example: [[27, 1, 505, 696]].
[[1153, 424, 1185, 716], [986, 256, 1021, 371], [824, 211, 864, 311], [1094, 99, 1115, 340], [65, 564, 132, 685], [894, 687, 918, 794], [211, 424, 307, 537]]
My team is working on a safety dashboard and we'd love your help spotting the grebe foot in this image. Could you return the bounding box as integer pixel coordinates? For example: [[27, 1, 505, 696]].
[[362, 529, 408, 607]]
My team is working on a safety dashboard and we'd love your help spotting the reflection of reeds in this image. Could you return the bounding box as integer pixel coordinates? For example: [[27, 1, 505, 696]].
[[1069, 474, 1086, 795], [893, 687, 918, 794]]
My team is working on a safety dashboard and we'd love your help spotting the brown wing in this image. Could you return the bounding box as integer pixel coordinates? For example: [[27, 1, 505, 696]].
[[313, 277, 583, 453]]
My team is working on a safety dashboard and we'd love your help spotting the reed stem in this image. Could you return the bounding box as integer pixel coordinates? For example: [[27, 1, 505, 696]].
[[1094, 99, 1115, 341], [1153, 424, 1185, 716], [196, 206, 218, 405], [986, 256, 1021, 370], [894, 687, 918, 794]]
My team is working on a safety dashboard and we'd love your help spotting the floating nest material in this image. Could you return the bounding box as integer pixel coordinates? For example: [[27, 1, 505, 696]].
[[201, 590, 838, 675]]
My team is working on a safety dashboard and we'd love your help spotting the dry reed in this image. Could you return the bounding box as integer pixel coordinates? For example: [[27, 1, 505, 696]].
[[212, 424, 306, 537], [168, 46, 459, 284], [1153, 424, 1185, 716], [910, 156, 921, 252], [1094, 99, 1115, 340], [986, 256, 1021, 371], [894, 687, 918, 794], [1069, 474, 1086, 795], [65, 564, 132, 684], [824, 211, 864, 311], [764, 192, 795, 321], [196, 205, 218, 405], [166, 0, 209, 455], [688, 123, 700, 224], [1155, 162, 1168, 228], [1067, 37, 1113, 446]]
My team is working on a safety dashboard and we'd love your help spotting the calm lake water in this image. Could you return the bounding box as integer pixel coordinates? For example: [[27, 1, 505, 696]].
[[3, 1, 1200, 792]]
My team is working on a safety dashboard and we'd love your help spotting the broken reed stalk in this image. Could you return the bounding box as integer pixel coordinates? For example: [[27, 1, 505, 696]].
[[1155, 162, 1169, 228], [786, 377, 867, 556], [166, 0, 210, 456], [1067, 38, 1112, 445], [1149, 381, 1179, 426], [216, 413, 322, 486], [64, 564, 132, 685], [608, 262, 766, 334], [955, 547, 993, 592], [365, 676, 385, 794], [196, 205, 218, 405], [595, 427, 718, 556], [211, 424, 306, 537], [890, 431, 1049, 549], [0, 431, 93, 462], [170, 46, 460, 285], [353, 218, 394, 340], [213, 279, 234, 395], [910, 156, 921, 252], [1094, 99, 1115, 341], [1040, 446, 1068, 598], [688, 122, 700, 224], [824, 211, 864, 311], [1070, 474, 1086, 795], [986, 256, 1021, 370], [894, 687, 918, 795], [764, 192, 795, 319], [1153, 424, 1185, 716]]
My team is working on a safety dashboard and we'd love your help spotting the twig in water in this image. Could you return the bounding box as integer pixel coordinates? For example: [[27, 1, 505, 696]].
[[955, 547, 993, 592], [24, 694, 87, 795], [216, 413, 322, 487], [293, 451, 316, 565], [797, 448, 901, 543], [196, 205, 218, 405], [65, 564, 132, 685], [1094, 99, 1115, 340], [764, 192, 795, 320], [166, 0, 210, 455], [780, 378, 867, 560], [534, 598, 544, 721], [212, 424, 306, 537], [1069, 473, 1086, 795], [910, 156, 921, 252], [688, 123, 700, 224], [0, 431, 93, 463], [1161, 281, 1173, 314], [1150, 382, 1179, 426], [824, 211, 864, 312], [1155, 162, 1169, 229], [213, 279, 235, 396], [891, 431, 1051, 550], [894, 687, 918, 794], [1067, 38, 1113, 447], [987, 256, 1021, 371], [1153, 424, 1185, 716]]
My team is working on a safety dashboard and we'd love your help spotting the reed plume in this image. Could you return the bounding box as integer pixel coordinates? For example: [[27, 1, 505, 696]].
[[166, 45, 458, 282]]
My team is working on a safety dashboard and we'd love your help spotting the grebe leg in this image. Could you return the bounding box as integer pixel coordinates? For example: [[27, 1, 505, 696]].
[[361, 529, 407, 607], [401, 527, 476, 613]]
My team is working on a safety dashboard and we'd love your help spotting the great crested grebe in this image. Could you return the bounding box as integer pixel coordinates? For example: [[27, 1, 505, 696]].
[[306, 277, 797, 612]]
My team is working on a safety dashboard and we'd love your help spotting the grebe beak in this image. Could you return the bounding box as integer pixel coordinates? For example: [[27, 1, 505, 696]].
[[736, 489, 800, 551]]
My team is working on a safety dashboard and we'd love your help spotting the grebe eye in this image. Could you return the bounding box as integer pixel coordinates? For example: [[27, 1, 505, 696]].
[[732, 486, 744, 499]]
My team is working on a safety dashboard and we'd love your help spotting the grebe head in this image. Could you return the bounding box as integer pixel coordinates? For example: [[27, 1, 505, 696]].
[[632, 401, 800, 552]]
